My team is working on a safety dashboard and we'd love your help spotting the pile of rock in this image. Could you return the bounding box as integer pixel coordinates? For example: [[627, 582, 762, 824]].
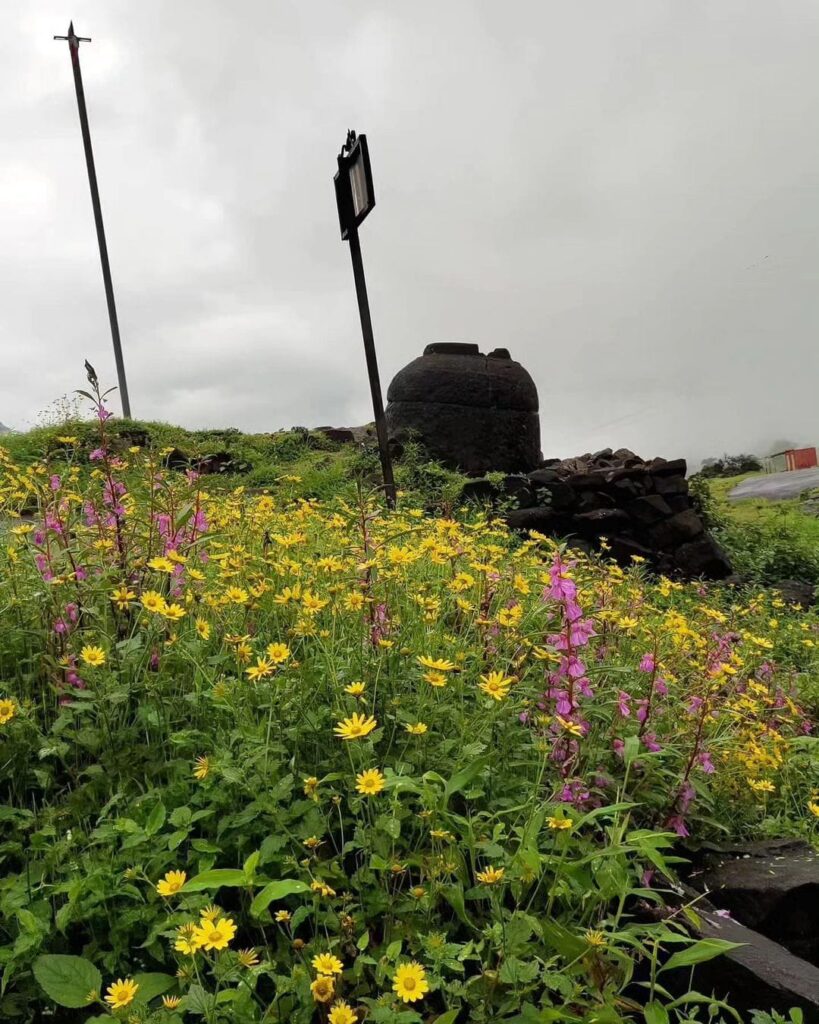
[[462, 447, 732, 579]]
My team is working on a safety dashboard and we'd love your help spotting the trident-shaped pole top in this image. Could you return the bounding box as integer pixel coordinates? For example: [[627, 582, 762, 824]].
[[54, 21, 92, 47]]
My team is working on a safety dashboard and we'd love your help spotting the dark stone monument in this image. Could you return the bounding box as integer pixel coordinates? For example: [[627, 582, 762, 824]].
[[385, 343, 541, 474]]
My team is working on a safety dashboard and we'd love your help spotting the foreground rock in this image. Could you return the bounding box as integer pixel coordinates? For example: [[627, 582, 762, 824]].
[[462, 449, 733, 579], [662, 893, 819, 1021], [386, 343, 541, 474], [690, 839, 819, 965]]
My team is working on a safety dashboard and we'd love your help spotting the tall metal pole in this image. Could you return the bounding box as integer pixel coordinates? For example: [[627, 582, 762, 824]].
[[346, 224, 397, 509], [54, 22, 132, 418]]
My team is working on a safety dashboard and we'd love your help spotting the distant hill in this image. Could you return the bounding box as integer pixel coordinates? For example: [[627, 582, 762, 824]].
[[0, 422, 10, 434]]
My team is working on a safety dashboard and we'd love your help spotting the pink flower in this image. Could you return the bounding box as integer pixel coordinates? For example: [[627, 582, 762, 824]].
[[50, 475, 61, 491], [642, 732, 662, 752], [617, 691, 631, 717], [639, 653, 655, 673], [698, 751, 715, 774], [612, 738, 625, 759], [655, 677, 668, 697], [667, 815, 689, 837]]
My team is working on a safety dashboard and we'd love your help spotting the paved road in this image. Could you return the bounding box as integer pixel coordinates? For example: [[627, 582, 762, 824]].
[[730, 468, 819, 501]]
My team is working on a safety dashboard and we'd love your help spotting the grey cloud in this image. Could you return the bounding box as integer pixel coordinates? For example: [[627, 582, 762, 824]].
[[2, 0, 817, 468]]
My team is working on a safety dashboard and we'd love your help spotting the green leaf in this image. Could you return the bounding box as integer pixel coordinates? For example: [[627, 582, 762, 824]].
[[660, 938, 743, 973], [182, 868, 248, 892], [434, 1012, 461, 1024], [133, 973, 175, 1003], [33, 954, 102, 1008], [444, 755, 490, 803], [644, 1002, 669, 1024], [250, 878, 311, 917], [145, 802, 166, 836], [357, 931, 370, 951], [184, 983, 215, 1016]]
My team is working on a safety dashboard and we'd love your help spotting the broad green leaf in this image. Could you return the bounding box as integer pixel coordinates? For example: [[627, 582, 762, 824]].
[[133, 973, 175, 1003], [33, 954, 102, 1008], [644, 1002, 669, 1024], [445, 755, 490, 802], [250, 878, 311, 917], [660, 938, 742, 972], [145, 802, 166, 836], [434, 1012, 461, 1024], [184, 983, 214, 1016], [182, 868, 248, 892]]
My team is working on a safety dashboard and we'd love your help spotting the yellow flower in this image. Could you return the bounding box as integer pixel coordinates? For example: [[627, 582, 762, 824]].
[[274, 909, 292, 923], [104, 978, 139, 1009], [266, 642, 291, 664], [303, 776, 320, 799], [344, 681, 366, 696], [237, 947, 260, 967], [478, 671, 512, 700], [497, 605, 523, 628], [392, 961, 429, 1003], [112, 585, 136, 610], [546, 816, 573, 830], [423, 671, 448, 688], [163, 602, 186, 621], [56, 435, 78, 444], [555, 715, 584, 737], [311, 879, 337, 898], [417, 655, 456, 672], [195, 617, 211, 640], [80, 645, 106, 667], [748, 778, 776, 794], [311, 975, 336, 1003], [0, 698, 18, 725], [200, 904, 221, 923], [476, 866, 505, 885], [174, 923, 200, 955], [344, 592, 365, 611], [405, 722, 428, 735], [430, 829, 453, 841], [246, 657, 274, 681], [193, 755, 211, 780], [162, 995, 182, 1009], [302, 591, 329, 614], [142, 590, 168, 614], [156, 870, 187, 897], [584, 929, 607, 948], [191, 916, 236, 951], [334, 713, 378, 741], [808, 801, 819, 818], [328, 1000, 357, 1024], [148, 556, 175, 573], [311, 952, 344, 975], [355, 768, 386, 796], [225, 586, 249, 604]]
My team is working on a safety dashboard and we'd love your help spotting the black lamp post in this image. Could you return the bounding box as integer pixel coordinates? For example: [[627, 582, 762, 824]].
[[334, 130, 397, 510]]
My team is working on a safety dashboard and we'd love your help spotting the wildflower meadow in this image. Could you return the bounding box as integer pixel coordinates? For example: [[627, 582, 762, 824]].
[[1, 378, 819, 1023]]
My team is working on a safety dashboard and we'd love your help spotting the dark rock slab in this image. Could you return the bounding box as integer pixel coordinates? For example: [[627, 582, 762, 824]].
[[505, 507, 559, 533], [664, 899, 819, 1020], [316, 427, 356, 444], [628, 495, 673, 525], [774, 580, 816, 608], [654, 474, 689, 496], [675, 536, 733, 578], [692, 839, 819, 964], [573, 509, 630, 535]]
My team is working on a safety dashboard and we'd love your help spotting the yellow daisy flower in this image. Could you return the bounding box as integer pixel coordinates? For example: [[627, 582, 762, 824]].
[[104, 978, 138, 1009], [156, 870, 187, 897], [392, 961, 429, 1003], [355, 768, 386, 796], [334, 713, 377, 741]]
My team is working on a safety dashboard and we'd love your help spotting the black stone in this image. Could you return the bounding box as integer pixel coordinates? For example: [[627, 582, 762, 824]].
[[578, 491, 617, 512], [501, 476, 537, 508], [692, 840, 819, 966], [650, 456, 688, 477], [665, 494, 692, 513], [654, 475, 689, 496], [528, 467, 561, 486], [610, 536, 655, 564], [774, 580, 816, 608], [675, 536, 733, 578], [533, 481, 577, 512], [505, 507, 559, 533], [386, 343, 540, 473], [317, 427, 356, 444], [666, 509, 704, 541], [628, 495, 673, 525], [572, 509, 630, 536], [460, 479, 499, 504], [163, 447, 189, 471]]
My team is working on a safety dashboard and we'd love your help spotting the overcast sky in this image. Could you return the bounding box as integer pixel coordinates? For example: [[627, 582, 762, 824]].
[[2, 1, 818, 466]]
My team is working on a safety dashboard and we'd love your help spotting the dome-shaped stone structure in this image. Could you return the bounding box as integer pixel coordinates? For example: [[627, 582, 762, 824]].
[[385, 343, 541, 473]]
